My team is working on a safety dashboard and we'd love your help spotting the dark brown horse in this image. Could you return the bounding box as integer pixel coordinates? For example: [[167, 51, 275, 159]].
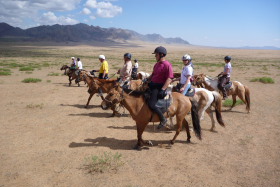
[[101, 84, 201, 149], [193, 74, 251, 113], [60, 65, 81, 87]]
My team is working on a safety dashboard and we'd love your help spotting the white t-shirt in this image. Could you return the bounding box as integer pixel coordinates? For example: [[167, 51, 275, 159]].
[[180, 64, 193, 84], [77, 60, 83, 69], [134, 62, 139, 68], [224, 62, 232, 77]]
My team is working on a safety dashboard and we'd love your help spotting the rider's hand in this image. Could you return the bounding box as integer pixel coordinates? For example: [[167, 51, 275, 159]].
[[158, 89, 167, 99]]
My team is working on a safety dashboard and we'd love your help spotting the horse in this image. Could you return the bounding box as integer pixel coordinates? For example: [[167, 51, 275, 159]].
[[101, 84, 202, 149], [60, 65, 81, 87], [193, 74, 250, 113], [194, 88, 225, 131], [137, 71, 150, 80]]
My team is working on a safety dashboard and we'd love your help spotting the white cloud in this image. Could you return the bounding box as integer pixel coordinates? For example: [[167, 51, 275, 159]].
[[39, 11, 79, 25], [82, 8, 91, 15], [85, 0, 122, 18], [0, 0, 80, 28]]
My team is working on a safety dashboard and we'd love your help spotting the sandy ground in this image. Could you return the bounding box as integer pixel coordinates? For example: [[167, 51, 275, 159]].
[[0, 44, 280, 187]]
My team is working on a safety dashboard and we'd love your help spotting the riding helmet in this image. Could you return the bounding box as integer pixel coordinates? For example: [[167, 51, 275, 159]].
[[224, 56, 231, 61], [152, 46, 167, 56], [124, 53, 132, 59]]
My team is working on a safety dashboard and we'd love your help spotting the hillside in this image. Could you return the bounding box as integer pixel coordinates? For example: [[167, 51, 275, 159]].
[[0, 22, 190, 45]]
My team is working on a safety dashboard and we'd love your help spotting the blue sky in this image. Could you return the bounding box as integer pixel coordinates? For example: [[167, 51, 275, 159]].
[[0, 0, 279, 48]]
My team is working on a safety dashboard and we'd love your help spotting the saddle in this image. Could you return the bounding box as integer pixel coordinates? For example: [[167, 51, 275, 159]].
[[224, 81, 233, 90], [174, 83, 195, 97], [155, 95, 172, 114]]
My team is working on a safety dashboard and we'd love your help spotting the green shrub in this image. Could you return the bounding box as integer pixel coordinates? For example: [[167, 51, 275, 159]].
[[26, 103, 44, 109], [223, 99, 244, 107], [0, 68, 11, 75], [22, 78, 42, 83], [84, 152, 124, 174], [48, 72, 60, 76], [250, 77, 274, 84], [19, 66, 34, 71]]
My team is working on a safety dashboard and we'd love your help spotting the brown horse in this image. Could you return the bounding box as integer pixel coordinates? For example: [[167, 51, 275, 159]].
[[101, 84, 201, 149], [60, 65, 81, 87], [193, 74, 250, 113]]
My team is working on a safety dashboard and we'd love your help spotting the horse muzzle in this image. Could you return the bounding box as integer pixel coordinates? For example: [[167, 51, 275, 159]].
[[101, 101, 110, 110]]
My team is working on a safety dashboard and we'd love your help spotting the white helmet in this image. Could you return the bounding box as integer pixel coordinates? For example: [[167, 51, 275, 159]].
[[99, 55, 105, 60], [71, 57, 75, 60], [182, 54, 192, 61]]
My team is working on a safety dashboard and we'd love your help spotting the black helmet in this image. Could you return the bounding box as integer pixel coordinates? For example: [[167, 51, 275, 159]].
[[152, 46, 167, 56], [124, 53, 132, 59], [134, 59, 138, 62], [224, 56, 231, 61]]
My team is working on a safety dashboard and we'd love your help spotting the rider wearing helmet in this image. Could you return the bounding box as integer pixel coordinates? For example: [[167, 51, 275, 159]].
[[172, 54, 194, 95], [117, 53, 133, 83], [148, 46, 174, 129], [131, 59, 139, 80], [95, 55, 109, 79], [218, 56, 232, 100], [70, 57, 77, 70]]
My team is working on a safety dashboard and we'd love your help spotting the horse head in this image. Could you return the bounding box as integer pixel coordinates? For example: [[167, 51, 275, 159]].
[[193, 74, 205, 87], [60, 65, 69, 70], [101, 85, 122, 110]]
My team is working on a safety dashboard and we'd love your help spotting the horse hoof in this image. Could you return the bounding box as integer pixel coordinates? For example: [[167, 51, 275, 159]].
[[147, 140, 153, 146], [170, 140, 174, 145], [133, 144, 141, 150], [186, 139, 191, 143]]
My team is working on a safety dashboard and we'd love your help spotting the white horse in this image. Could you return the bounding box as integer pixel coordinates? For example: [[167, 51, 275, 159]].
[[193, 74, 250, 113], [194, 88, 225, 131], [137, 71, 150, 80]]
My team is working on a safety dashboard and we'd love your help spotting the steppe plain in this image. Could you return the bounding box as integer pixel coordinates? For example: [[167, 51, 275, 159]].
[[0, 42, 280, 187]]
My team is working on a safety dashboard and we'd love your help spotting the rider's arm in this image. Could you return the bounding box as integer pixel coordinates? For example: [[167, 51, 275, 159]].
[[180, 75, 191, 92], [162, 78, 172, 90]]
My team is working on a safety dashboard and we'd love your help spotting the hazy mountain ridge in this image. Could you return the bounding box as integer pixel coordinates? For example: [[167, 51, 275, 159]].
[[0, 22, 190, 44]]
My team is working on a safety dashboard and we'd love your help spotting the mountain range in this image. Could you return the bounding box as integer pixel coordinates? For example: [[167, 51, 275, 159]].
[[0, 22, 190, 45]]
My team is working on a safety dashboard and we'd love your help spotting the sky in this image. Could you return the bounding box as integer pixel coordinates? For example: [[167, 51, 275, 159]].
[[0, 0, 280, 48]]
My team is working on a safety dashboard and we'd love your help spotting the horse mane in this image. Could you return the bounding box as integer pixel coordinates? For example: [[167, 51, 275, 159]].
[[123, 87, 146, 97]]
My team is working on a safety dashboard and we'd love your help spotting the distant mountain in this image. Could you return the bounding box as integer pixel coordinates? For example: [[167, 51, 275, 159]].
[[238, 46, 280, 50], [0, 22, 190, 45]]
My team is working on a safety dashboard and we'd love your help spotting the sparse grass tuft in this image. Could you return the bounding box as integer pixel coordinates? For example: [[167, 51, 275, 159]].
[[46, 80, 51, 83], [0, 68, 12, 75], [22, 78, 42, 83], [223, 99, 244, 107], [26, 103, 44, 109], [250, 77, 275, 84], [84, 152, 124, 174], [48, 72, 60, 76], [19, 66, 34, 71]]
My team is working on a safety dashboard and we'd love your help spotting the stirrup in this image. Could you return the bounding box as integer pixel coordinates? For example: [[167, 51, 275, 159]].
[[157, 119, 167, 129]]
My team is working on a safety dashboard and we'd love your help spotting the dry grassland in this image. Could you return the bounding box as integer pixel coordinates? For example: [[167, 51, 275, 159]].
[[0, 42, 280, 187]]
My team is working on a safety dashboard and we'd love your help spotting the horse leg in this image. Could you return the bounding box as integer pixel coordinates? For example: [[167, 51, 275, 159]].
[[134, 122, 148, 150], [85, 93, 94, 108], [68, 76, 71, 86], [206, 108, 215, 131], [237, 90, 247, 112], [182, 118, 191, 143], [230, 94, 237, 110], [171, 116, 184, 144]]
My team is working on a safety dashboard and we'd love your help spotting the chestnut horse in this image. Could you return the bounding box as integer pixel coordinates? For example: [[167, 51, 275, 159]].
[[101, 85, 202, 149], [60, 65, 81, 87], [193, 74, 250, 113]]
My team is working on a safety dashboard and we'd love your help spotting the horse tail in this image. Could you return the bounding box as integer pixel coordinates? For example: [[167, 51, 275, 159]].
[[244, 86, 250, 112], [212, 91, 225, 127], [190, 98, 202, 140]]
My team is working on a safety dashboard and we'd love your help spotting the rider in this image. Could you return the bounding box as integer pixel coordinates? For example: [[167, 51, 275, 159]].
[[131, 59, 139, 79], [96, 55, 109, 79], [76, 57, 83, 70], [218, 56, 232, 100], [70, 57, 77, 70], [148, 46, 174, 129], [117, 53, 133, 85], [172, 54, 193, 95]]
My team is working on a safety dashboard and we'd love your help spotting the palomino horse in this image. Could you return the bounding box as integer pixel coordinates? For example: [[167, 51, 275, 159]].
[[193, 74, 250, 113], [194, 88, 225, 131], [60, 65, 81, 87], [101, 84, 202, 149]]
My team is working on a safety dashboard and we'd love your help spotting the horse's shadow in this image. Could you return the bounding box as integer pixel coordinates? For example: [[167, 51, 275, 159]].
[[60, 103, 100, 109], [221, 109, 246, 114], [107, 124, 174, 134], [69, 112, 111, 118], [69, 137, 195, 150]]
